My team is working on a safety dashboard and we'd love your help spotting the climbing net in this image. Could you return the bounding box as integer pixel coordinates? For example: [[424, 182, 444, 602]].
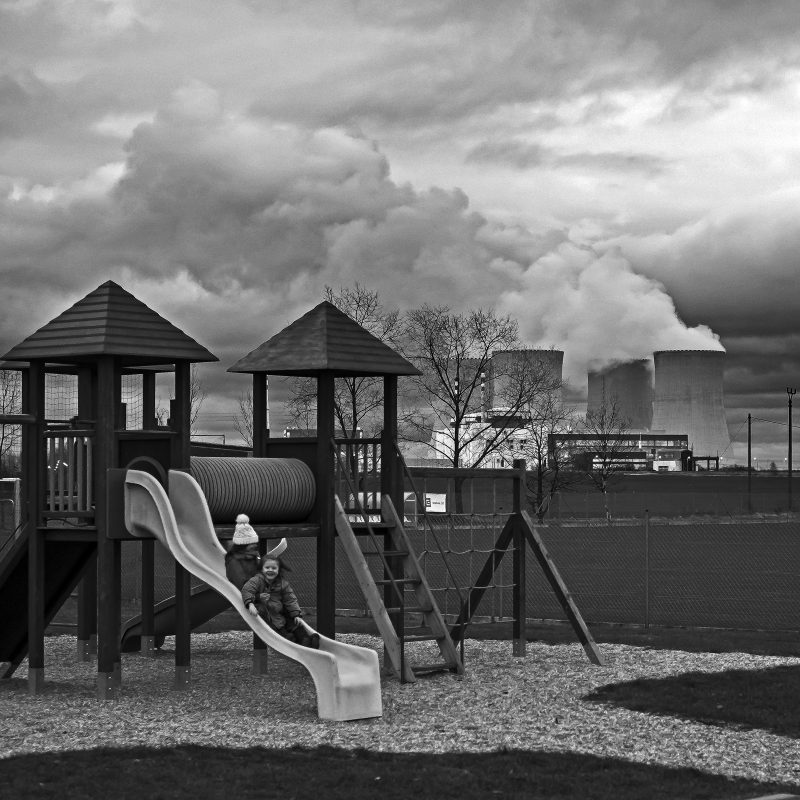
[[41, 372, 145, 429], [413, 512, 516, 623], [45, 373, 78, 421], [121, 373, 143, 430]]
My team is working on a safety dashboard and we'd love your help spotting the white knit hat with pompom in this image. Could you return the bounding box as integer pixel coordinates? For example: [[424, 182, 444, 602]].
[[232, 513, 258, 545]]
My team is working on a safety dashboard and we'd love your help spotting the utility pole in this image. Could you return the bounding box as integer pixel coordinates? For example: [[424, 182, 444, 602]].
[[747, 412, 751, 513], [788, 388, 796, 512]]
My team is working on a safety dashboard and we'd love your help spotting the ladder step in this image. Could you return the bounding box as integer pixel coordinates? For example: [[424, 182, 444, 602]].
[[374, 578, 420, 586], [348, 520, 393, 529], [361, 550, 408, 558], [384, 606, 431, 614], [411, 662, 454, 674], [403, 633, 446, 643]]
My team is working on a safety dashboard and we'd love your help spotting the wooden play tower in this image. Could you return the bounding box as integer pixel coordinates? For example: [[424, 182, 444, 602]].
[[228, 302, 465, 679], [0, 281, 217, 697]]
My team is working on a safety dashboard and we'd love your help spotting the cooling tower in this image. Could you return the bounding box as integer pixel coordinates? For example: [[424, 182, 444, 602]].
[[650, 350, 730, 457], [587, 360, 653, 431], [489, 349, 564, 409]]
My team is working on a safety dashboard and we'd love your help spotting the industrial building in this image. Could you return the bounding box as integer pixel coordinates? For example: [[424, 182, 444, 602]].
[[548, 432, 691, 472], [587, 359, 653, 431], [429, 347, 731, 472]]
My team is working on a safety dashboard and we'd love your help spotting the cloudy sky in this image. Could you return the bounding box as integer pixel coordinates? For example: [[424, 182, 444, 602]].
[[1, 0, 799, 464]]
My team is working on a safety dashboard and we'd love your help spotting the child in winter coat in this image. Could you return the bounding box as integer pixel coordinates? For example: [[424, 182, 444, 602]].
[[241, 556, 319, 649], [224, 514, 261, 590]]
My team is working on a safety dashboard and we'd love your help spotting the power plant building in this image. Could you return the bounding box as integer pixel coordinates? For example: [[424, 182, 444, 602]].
[[650, 350, 730, 460], [429, 347, 731, 471], [489, 349, 563, 409], [587, 359, 653, 431]]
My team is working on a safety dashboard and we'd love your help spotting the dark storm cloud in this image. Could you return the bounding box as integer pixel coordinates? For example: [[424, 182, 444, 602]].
[[465, 141, 548, 169], [605, 191, 800, 339], [1, 1, 798, 458], [466, 139, 670, 177], [243, 1, 800, 131]]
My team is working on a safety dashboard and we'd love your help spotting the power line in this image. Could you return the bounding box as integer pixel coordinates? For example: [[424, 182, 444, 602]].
[[750, 416, 799, 429]]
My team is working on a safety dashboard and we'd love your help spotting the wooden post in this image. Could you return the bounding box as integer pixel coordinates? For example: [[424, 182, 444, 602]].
[[316, 372, 336, 637], [381, 375, 403, 646], [252, 372, 268, 457], [140, 540, 156, 656], [251, 373, 270, 669], [174, 562, 191, 688], [76, 366, 97, 660], [140, 368, 157, 655], [25, 361, 45, 693], [96, 356, 120, 699], [77, 552, 97, 660], [142, 370, 157, 430], [252, 529, 268, 674], [512, 459, 526, 657], [381, 376, 400, 505], [172, 360, 192, 687], [171, 361, 191, 469]]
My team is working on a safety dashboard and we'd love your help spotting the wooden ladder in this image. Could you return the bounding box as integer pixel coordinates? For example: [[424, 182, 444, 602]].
[[334, 494, 464, 682]]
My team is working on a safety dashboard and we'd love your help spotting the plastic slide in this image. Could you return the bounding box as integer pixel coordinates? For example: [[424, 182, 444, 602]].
[[120, 585, 230, 653], [123, 469, 382, 721]]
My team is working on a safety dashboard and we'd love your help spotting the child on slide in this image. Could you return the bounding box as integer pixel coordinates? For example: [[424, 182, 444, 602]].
[[241, 555, 320, 649], [224, 514, 261, 590]]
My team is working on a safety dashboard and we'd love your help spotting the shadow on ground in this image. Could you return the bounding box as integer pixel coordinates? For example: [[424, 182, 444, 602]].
[[586, 664, 800, 739], [2, 745, 796, 800]]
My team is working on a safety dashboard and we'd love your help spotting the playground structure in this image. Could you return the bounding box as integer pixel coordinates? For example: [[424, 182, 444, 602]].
[[0, 281, 602, 720]]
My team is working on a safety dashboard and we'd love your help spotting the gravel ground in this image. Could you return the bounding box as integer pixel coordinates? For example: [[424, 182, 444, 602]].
[[1, 633, 799, 787]]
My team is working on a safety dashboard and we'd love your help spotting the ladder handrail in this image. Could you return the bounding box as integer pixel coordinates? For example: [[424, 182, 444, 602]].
[[391, 440, 470, 660], [331, 441, 407, 604], [331, 439, 407, 678]]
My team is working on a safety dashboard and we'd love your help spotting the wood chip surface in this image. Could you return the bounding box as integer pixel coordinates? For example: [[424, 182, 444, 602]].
[[1, 633, 799, 787]]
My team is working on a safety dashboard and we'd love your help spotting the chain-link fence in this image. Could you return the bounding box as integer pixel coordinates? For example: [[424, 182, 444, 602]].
[[521, 518, 800, 632], [550, 488, 798, 520], [118, 513, 800, 634]]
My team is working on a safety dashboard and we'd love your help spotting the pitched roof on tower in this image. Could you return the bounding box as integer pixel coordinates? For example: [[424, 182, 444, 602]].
[[1, 280, 218, 366], [228, 300, 419, 376]]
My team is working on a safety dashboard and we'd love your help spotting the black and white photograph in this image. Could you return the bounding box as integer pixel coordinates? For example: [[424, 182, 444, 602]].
[[1, 2, 799, 798]]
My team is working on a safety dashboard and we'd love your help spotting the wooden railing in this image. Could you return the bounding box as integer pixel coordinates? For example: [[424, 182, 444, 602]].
[[44, 427, 95, 516]]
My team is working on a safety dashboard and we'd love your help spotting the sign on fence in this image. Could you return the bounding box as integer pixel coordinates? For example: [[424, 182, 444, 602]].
[[404, 492, 447, 516], [424, 493, 447, 513]]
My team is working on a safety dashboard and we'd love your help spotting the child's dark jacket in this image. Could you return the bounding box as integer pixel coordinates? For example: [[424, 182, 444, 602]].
[[224, 543, 260, 589], [241, 573, 302, 630]]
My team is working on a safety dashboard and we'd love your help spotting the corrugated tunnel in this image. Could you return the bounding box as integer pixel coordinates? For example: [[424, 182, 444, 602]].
[[189, 457, 316, 523]]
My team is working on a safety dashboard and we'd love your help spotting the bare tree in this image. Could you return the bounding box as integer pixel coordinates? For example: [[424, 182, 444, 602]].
[[403, 305, 554, 470], [0, 370, 22, 477], [285, 284, 406, 438], [232, 389, 254, 447], [521, 393, 579, 521], [580, 394, 632, 522], [283, 379, 317, 434]]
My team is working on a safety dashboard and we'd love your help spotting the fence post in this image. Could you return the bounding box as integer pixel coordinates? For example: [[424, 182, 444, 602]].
[[512, 459, 526, 657], [644, 509, 650, 630]]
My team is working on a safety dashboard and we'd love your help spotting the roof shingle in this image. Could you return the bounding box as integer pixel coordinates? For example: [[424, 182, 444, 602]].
[[1, 281, 217, 365], [228, 301, 419, 376]]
